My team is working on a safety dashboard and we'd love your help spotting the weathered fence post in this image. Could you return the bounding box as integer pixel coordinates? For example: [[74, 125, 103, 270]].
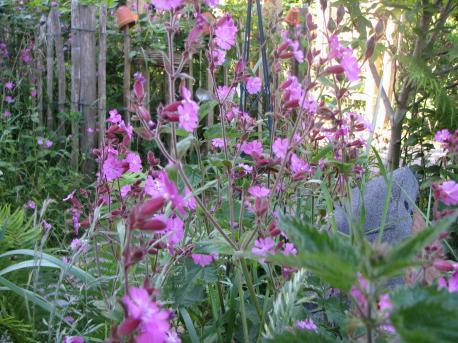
[[98, 3, 107, 147], [50, 8, 66, 136], [46, 12, 54, 132], [35, 16, 46, 126], [123, 27, 131, 125], [71, 0, 81, 170], [79, 4, 97, 172]]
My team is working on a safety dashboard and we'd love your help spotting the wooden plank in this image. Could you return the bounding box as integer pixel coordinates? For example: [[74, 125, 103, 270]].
[[51, 8, 66, 135], [70, 0, 81, 170], [79, 4, 97, 172], [35, 18, 46, 126], [98, 2, 107, 147], [46, 12, 54, 132], [123, 27, 131, 125]]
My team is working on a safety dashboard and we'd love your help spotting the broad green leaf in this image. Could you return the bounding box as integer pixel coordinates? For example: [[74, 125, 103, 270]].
[[272, 217, 358, 290], [0, 249, 96, 285], [391, 286, 458, 343]]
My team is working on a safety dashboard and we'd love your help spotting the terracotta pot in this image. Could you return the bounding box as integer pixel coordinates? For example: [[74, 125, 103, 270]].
[[284, 8, 300, 26], [115, 5, 138, 30]]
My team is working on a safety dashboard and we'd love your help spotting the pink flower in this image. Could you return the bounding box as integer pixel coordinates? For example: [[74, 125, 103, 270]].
[[178, 86, 199, 132], [26, 200, 36, 209], [5, 81, 14, 90], [70, 238, 88, 253], [435, 129, 450, 143], [102, 154, 125, 181], [211, 138, 227, 149], [290, 154, 310, 175], [252, 237, 276, 258], [183, 187, 197, 210], [31, 89, 37, 97], [87, 127, 94, 134], [283, 243, 297, 255], [287, 39, 304, 63], [151, 0, 184, 11], [248, 185, 270, 198], [63, 336, 84, 343], [45, 140, 53, 148], [295, 319, 317, 332], [272, 137, 289, 159], [42, 220, 52, 232], [351, 273, 369, 312], [238, 163, 253, 174], [3, 110, 11, 118], [211, 48, 226, 66], [5, 95, 14, 103], [216, 85, 235, 102], [241, 140, 263, 158], [191, 253, 217, 267], [214, 14, 237, 50], [120, 185, 132, 198], [107, 109, 122, 124], [246, 76, 262, 94], [433, 181, 458, 206], [164, 216, 184, 251], [124, 152, 142, 173], [378, 294, 395, 333], [145, 172, 183, 211], [121, 287, 174, 342], [341, 52, 360, 82], [205, 0, 220, 7]]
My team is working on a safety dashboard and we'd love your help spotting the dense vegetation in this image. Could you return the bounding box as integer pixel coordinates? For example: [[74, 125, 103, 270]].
[[0, 0, 457, 342]]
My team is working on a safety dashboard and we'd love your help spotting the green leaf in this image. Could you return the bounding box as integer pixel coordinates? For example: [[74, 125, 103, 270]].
[[391, 286, 458, 343], [180, 307, 200, 343], [272, 217, 358, 291], [0, 249, 97, 285], [266, 329, 340, 342], [198, 100, 218, 121]]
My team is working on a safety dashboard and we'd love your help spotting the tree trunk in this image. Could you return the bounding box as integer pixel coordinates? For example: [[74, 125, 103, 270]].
[[387, 114, 403, 169]]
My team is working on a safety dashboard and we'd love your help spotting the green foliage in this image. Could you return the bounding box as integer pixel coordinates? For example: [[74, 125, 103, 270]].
[[273, 217, 359, 290], [0, 313, 34, 343], [391, 286, 458, 343], [0, 205, 40, 254]]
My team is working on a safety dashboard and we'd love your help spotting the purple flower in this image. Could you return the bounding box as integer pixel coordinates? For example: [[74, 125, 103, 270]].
[[290, 154, 311, 175], [272, 137, 289, 160], [214, 14, 237, 51], [351, 273, 369, 312], [211, 48, 226, 66], [205, 0, 220, 7], [283, 243, 297, 256], [26, 200, 36, 209], [5, 81, 14, 90], [211, 138, 227, 149], [102, 154, 125, 181], [107, 109, 122, 124], [238, 163, 253, 174], [295, 319, 317, 332], [286, 39, 304, 63], [63, 336, 84, 343], [183, 187, 197, 211], [121, 287, 174, 342], [87, 127, 94, 134], [216, 85, 235, 102], [252, 237, 275, 259], [42, 220, 52, 232], [192, 253, 217, 267], [341, 52, 360, 82], [178, 86, 199, 132], [134, 72, 145, 83], [120, 185, 132, 198], [435, 129, 450, 143], [70, 238, 88, 253], [4, 95, 14, 103], [433, 181, 458, 206], [124, 152, 142, 173], [151, 0, 184, 11], [246, 76, 262, 95], [3, 110, 11, 118], [45, 140, 53, 148], [241, 140, 263, 158], [164, 216, 184, 251], [248, 185, 270, 198], [31, 89, 37, 97]]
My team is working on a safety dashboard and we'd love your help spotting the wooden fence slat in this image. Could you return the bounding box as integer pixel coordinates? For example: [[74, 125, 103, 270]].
[[51, 8, 66, 136], [70, 0, 81, 170], [46, 12, 54, 132], [123, 27, 131, 125], [98, 3, 107, 147], [79, 4, 97, 172], [35, 17, 46, 126]]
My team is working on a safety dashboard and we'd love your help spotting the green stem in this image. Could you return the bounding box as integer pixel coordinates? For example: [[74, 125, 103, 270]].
[[237, 263, 250, 343], [241, 258, 263, 321]]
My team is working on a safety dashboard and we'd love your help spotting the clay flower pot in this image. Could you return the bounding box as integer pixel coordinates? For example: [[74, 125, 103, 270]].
[[284, 8, 300, 26], [115, 5, 139, 30]]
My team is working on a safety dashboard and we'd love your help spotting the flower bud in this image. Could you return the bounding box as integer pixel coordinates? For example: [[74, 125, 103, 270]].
[[433, 259, 454, 272], [365, 35, 376, 61], [337, 5, 345, 24], [138, 218, 167, 231], [139, 197, 165, 217]]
